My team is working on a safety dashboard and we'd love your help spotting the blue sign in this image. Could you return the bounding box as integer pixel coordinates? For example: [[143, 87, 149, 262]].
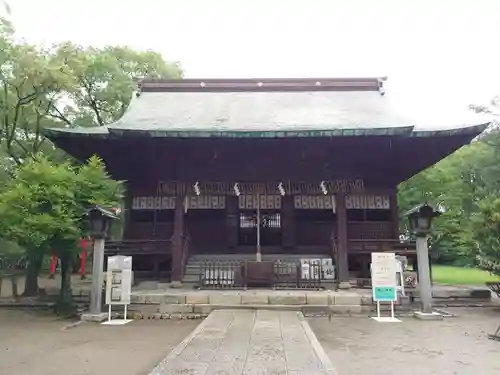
[[373, 287, 396, 302]]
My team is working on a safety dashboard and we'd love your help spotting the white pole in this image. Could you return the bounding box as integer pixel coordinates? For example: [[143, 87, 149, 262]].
[[90, 237, 105, 314], [331, 195, 338, 279], [256, 194, 262, 262], [376, 301, 380, 319], [390, 301, 395, 319], [416, 235, 433, 314], [108, 304, 111, 322], [124, 304, 128, 320]]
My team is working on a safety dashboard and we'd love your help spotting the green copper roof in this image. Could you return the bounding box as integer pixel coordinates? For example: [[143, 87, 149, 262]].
[[43, 78, 492, 140]]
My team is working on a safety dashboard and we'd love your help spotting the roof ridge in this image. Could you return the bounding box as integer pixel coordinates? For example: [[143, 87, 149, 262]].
[[138, 77, 387, 93]]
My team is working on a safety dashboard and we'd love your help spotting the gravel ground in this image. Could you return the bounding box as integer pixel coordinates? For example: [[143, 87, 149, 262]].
[[309, 307, 500, 375], [0, 310, 199, 375], [2, 306, 499, 375]]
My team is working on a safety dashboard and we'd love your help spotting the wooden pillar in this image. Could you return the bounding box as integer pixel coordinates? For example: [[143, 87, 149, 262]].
[[389, 188, 399, 238], [226, 195, 239, 249], [281, 196, 295, 249], [171, 195, 185, 283], [122, 187, 133, 240], [152, 256, 160, 280], [336, 193, 350, 285]]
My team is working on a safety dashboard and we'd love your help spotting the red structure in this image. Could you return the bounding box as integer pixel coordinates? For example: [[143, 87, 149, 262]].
[[43, 77, 489, 286], [49, 254, 57, 279]]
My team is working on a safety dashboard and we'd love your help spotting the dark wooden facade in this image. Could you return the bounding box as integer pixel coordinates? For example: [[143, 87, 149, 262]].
[[122, 180, 403, 282], [43, 77, 489, 283]]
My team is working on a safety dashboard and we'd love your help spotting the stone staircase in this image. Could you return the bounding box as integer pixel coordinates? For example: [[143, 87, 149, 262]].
[[181, 253, 333, 288]]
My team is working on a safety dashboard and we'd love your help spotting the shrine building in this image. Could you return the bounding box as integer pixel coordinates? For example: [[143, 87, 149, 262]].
[[44, 77, 489, 287]]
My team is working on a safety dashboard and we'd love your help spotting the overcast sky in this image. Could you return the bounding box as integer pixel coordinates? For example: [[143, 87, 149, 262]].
[[6, 0, 500, 124]]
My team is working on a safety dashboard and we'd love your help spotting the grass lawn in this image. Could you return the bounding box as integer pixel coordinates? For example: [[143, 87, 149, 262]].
[[432, 265, 500, 286]]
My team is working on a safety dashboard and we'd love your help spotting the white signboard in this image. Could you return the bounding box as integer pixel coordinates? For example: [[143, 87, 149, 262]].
[[346, 194, 390, 209], [371, 252, 397, 302], [300, 258, 322, 279], [294, 195, 335, 211], [203, 269, 235, 285], [132, 196, 226, 210], [300, 262, 310, 279], [321, 258, 336, 280], [106, 256, 133, 305], [238, 195, 282, 209]]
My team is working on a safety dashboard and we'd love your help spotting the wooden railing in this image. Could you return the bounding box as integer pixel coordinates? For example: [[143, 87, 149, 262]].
[[105, 239, 173, 256], [348, 239, 416, 254], [198, 259, 323, 290]]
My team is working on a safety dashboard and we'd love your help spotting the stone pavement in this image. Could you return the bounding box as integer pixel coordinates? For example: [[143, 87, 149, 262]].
[[149, 310, 338, 375]]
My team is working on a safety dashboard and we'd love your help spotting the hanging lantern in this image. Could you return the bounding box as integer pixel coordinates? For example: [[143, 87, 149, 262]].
[[233, 182, 241, 197], [320, 181, 328, 195], [193, 181, 201, 196], [278, 182, 285, 196]]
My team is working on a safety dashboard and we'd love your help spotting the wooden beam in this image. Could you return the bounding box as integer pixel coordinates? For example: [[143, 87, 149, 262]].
[[226, 195, 239, 248], [389, 188, 399, 238], [335, 193, 349, 283], [122, 185, 133, 240], [282, 195, 295, 249], [171, 195, 185, 282]]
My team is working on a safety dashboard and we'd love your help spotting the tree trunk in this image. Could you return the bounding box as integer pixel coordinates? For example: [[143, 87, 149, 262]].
[[23, 252, 43, 297], [55, 252, 74, 315]]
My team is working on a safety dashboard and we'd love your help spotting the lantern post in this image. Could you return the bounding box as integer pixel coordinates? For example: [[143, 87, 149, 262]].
[[81, 206, 118, 321], [402, 203, 442, 320], [80, 238, 88, 280]]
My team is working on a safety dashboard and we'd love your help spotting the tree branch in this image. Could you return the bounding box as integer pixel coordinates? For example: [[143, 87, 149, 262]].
[[79, 76, 105, 126], [48, 104, 72, 126]]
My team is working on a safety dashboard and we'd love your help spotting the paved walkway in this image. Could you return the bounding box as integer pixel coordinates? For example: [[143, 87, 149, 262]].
[[149, 310, 338, 375]]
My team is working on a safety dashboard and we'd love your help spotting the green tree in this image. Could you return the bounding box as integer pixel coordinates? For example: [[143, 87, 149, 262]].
[[0, 18, 182, 167], [0, 155, 122, 311], [49, 42, 182, 127], [398, 139, 495, 266], [0, 18, 72, 165], [471, 195, 500, 276]]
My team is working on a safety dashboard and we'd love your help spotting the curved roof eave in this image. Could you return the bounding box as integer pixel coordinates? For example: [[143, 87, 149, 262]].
[[409, 122, 491, 137], [106, 125, 415, 138], [43, 122, 490, 140], [43, 126, 110, 140]]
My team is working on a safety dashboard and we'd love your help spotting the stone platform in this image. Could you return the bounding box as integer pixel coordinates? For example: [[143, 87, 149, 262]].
[[126, 283, 494, 318], [149, 309, 338, 375], [130, 288, 369, 317]]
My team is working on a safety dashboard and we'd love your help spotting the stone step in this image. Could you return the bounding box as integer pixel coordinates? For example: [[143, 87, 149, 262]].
[[182, 274, 200, 282], [131, 290, 363, 305], [131, 303, 365, 316]]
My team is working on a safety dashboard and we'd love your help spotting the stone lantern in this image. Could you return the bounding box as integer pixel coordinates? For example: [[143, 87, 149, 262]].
[[83, 206, 118, 319], [402, 203, 442, 319]]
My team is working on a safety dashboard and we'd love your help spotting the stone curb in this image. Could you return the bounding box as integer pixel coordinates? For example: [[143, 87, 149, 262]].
[[130, 292, 366, 306], [129, 303, 368, 316], [148, 311, 218, 375], [111, 311, 208, 320], [298, 312, 340, 375]]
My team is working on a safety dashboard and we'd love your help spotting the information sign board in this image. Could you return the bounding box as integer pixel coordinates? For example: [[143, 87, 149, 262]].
[[105, 256, 132, 305], [371, 252, 397, 302]]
